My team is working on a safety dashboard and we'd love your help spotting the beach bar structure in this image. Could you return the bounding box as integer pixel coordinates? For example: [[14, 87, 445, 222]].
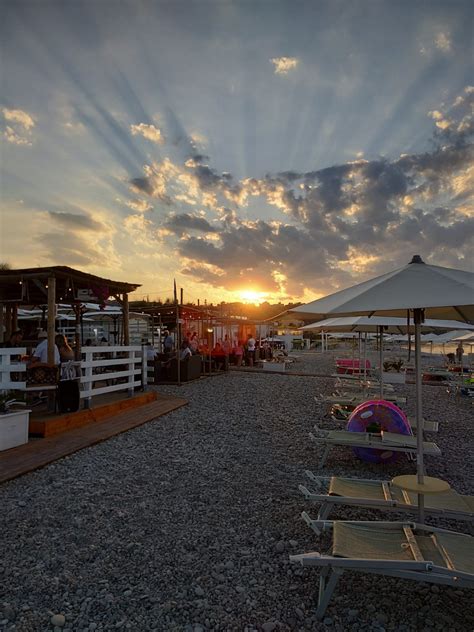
[[0, 266, 140, 359], [0, 267, 146, 415]]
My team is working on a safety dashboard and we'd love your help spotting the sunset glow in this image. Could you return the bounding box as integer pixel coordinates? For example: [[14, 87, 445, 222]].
[[239, 290, 267, 305], [1, 0, 472, 303]]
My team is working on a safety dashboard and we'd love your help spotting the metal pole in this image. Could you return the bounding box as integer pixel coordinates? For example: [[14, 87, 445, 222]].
[[379, 326, 384, 400], [414, 308, 425, 523], [176, 304, 181, 386]]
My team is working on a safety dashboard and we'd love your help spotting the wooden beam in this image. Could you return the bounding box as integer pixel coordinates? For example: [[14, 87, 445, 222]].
[[47, 276, 56, 364]]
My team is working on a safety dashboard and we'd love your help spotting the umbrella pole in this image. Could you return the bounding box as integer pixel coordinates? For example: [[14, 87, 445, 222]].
[[379, 326, 384, 399], [414, 308, 425, 523]]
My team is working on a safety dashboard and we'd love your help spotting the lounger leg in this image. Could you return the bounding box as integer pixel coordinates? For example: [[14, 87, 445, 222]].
[[317, 502, 332, 522], [319, 445, 331, 468], [316, 567, 342, 620]]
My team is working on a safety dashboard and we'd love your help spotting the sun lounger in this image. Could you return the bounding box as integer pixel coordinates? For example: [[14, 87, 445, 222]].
[[299, 473, 474, 527], [333, 377, 395, 393], [328, 405, 438, 433], [290, 520, 474, 619], [310, 427, 441, 468], [317, 393, 407, 406]]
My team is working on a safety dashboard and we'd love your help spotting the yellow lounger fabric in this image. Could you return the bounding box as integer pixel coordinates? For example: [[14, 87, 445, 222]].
[[328, 477, 474, 513], [332, 523, 474, 573]]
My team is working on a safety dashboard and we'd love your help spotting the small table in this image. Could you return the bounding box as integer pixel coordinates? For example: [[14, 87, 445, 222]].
[[392, 474, 451, 495]]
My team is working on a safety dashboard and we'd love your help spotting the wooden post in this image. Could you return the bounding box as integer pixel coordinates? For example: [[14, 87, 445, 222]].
[[123, 293, 130, 345], [11, 304, 18, 332], [0, 303, 4, 343], [47, 277, 56, 365]]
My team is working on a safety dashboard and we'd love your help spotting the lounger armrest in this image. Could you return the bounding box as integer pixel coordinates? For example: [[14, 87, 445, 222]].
[[301, 511, 324, 535], [289, 554, 434, 572], [304, 471, 329, 487]]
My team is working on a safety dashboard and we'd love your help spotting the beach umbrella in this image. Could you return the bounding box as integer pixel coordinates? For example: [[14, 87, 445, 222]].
[[302, 315, 474, 396], [291, 255, 474, 521]]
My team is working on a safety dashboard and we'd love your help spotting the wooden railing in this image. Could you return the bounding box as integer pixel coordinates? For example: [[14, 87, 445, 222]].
[[0, 345, 148, 408]]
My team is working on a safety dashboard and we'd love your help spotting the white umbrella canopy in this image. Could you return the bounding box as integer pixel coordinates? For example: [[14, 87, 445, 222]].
[[452, 331, 474, 342], [292, 255, 474, 522], [291, 255, 474, 322], [301, 316, 474, 334]]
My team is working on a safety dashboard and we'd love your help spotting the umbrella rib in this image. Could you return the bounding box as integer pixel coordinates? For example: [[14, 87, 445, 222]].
[[453, 306, 469, 322]]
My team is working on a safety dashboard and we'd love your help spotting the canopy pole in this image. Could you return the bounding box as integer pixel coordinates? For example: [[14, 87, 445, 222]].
[[414, 308, 425, 523], [47, 276, 56, 365]]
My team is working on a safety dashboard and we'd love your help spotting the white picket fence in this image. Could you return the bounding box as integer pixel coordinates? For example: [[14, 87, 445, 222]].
[[0, 345, 148, 408]]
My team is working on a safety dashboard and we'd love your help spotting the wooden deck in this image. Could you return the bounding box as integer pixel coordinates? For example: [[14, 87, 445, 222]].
[[0, 393, 188, 484]]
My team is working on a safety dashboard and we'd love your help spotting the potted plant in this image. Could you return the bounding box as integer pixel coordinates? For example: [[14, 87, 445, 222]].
[[382, 358, 406, 384], [0, 391, 30, 451]]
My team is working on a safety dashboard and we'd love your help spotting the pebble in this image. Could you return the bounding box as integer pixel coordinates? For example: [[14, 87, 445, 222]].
[[0, 351, 472, 631], [51, 613, 66, 627]]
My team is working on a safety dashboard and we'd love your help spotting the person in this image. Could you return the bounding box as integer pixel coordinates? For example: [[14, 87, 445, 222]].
[[222, 334, 232, 355], [99, 337, 109, 346], [163, 330, 174, 356], [55, 334, 75, 362], [30, 330, 60, 365], [233, 339, 244, 367], [180, 340, 192, 361], [456, 342, 464, 365], [84, 338, 93, 347], [246, 333, 256, 367], [146, 344, 157, 361], [211, 341, 226, 370], [189, 332, 199, 354], [0, 329, 24, 348]]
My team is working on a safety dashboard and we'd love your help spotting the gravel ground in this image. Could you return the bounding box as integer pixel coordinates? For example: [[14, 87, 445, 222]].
[[1, 350, 473, 632]]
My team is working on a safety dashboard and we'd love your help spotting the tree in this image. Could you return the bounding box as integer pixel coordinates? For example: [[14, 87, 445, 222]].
[[0, 262, 12, 270]]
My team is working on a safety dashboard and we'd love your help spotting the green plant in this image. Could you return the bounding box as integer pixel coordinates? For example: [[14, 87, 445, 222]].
[[392, 359, 404, 372], [0, 390, 26, 414]]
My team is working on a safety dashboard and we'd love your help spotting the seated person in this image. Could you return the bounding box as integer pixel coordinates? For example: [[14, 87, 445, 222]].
[[0, 329, 24, 349], [180, 340, 192, 360], [211, 342, 226, 370], [30, 330, 60, 366]]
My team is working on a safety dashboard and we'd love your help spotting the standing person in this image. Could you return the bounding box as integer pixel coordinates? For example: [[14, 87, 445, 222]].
[[222, 334, 232, 355], [247, 333, 256, 367], [456, 342, 464, 365], [232, 339, 244, 367], [55, 334, 75, 362], [163, 330, 174, 356]]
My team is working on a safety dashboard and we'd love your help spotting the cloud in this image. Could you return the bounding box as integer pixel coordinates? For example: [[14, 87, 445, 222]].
[[130, 122, 164, 143], [3, 108, 35, 129], [126, 199, 153, 212], [2, 108, 35, 145], [270, 57, 299, 75], [164, 213, 217, 236], [48, 211, 106, 231], [435, 31, 451, 53], [127, 85, 473, 299]]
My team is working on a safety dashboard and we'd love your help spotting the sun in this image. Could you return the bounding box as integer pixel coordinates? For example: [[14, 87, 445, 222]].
[[239, 289, 266, 304]]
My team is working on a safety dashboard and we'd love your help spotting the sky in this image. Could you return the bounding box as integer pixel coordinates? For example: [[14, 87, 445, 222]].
[[1, 0, 473, 305]]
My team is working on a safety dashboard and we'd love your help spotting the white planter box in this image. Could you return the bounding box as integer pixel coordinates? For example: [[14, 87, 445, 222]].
[[262, 362, 286, 373], [0, 409, 30, 451], [382, 372, 406, 384]]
